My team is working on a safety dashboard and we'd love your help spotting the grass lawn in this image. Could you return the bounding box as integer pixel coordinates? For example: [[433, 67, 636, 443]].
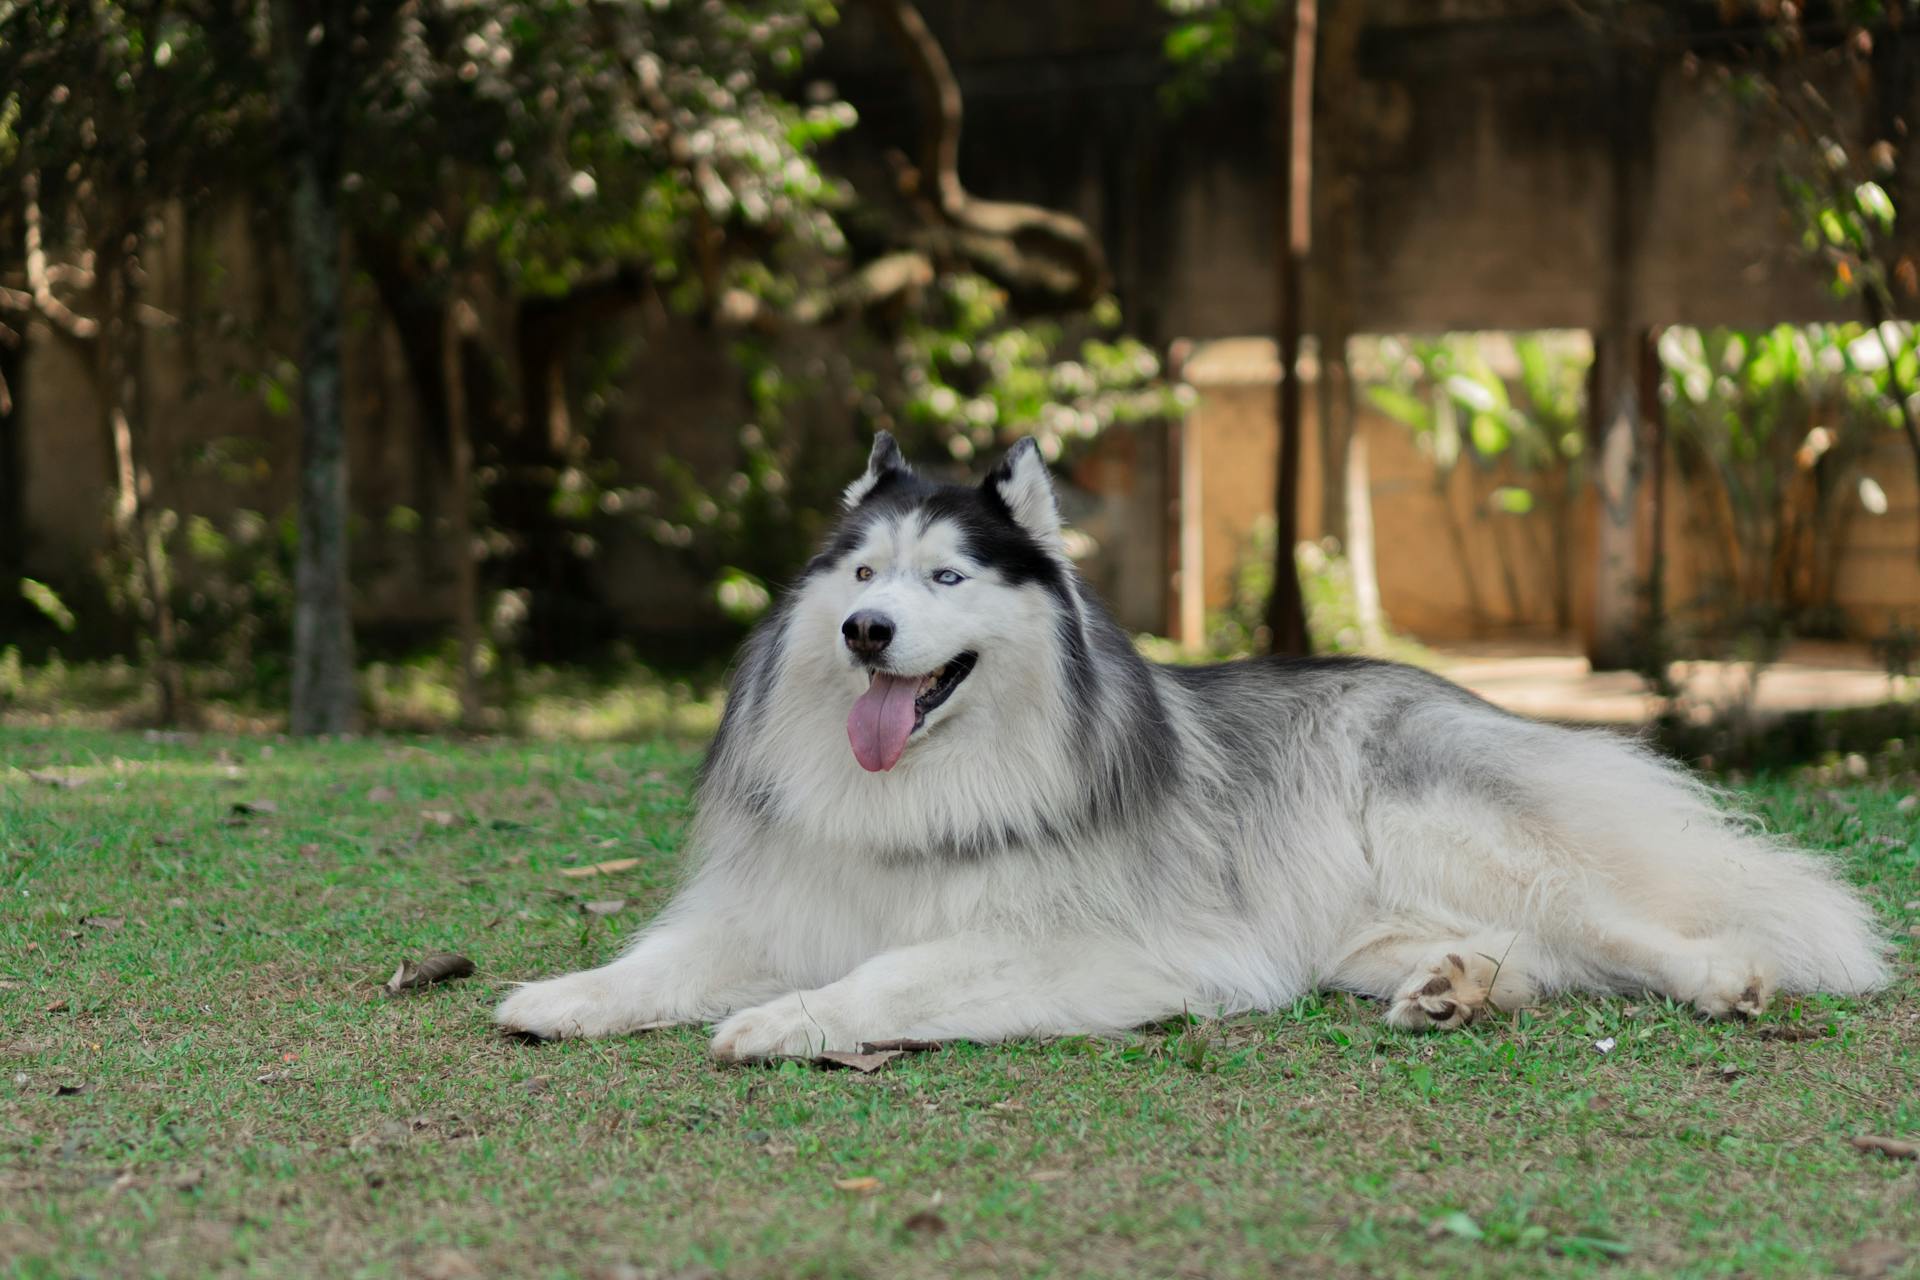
[[2, 727, 1917, 1280]]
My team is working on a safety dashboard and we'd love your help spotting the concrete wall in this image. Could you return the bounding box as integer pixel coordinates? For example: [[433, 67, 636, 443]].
[[1176, 337, 1920, 645], [12, 0, 1920, 648], [822, 0, 1918, 342]]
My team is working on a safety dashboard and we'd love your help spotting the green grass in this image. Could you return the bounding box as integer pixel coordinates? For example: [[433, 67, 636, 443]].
[[2, 728, 1917, 1279]]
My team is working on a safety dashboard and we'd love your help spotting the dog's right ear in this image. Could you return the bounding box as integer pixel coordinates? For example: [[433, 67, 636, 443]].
[[842, 431, 912, 510]]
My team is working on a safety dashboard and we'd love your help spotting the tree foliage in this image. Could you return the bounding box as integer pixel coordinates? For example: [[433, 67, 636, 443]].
[[1, 0, 1173, 703]]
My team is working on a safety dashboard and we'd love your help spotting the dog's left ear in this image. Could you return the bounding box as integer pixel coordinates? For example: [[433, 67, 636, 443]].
[[842, 431, 911, 510], [984, 437, 1062, 548]]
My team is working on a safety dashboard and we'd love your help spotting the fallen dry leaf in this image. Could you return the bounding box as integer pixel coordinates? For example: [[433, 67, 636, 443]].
[[1838, 1238, 1912, 1279], [1030, 1170, 1070, 1183], [297, 843, 321, 857], [523, 1076, 551, 1096], [901, 1209, 947, 1237], [384, 953, 476, 995], [810, 1038, 940, 1074], [44, 999, 68, 1013], [25, 770, 86, 789], [832, 1176, 881, 1194], [558, 858, 641, 878], [81, 915, 124, 932], [1850, 1134, 1919, 1160], [1756, 1023, 1834, 1042], [420, 809, 458, 828], [816, 1050, 904, 1074], [580, 899, 627, 917], [151, 832, 181, 847], [0, 979, 23, 990], [368, 785, 396, 804], [230, 799, 279, 817]]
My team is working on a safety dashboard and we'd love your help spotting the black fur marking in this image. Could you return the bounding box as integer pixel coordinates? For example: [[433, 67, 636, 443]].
[[812, 461, 1074, 601], [867, 431, 906, 475], [878, 813, 1074, 867], [697, 595, 795, 795]]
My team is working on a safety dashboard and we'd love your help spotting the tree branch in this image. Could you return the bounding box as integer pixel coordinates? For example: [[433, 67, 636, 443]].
[[717, 251, 937, 332], [22, 171, 101, 343], [858, 0, 1110, 313]]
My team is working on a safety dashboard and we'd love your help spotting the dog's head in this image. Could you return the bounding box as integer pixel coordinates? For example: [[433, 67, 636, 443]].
[[801, 432, 1073, 773]]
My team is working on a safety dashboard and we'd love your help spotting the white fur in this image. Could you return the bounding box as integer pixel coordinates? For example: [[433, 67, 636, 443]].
[[992, 437, 1065, 549], [497, 444, 1891, 1054]]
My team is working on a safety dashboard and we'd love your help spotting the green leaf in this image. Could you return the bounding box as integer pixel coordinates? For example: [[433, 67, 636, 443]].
[[1554, 1235, 1632, 1259], [1365, 385, 1432, 432], [1445, 373, 1499, 414], [1856, 180, 1896, 230], [1469, 412, 1511, 456], [1818, 207, 1851, 246], [1491, 485, 1535, 515], [19, 578, 75, 632], [1431, 1211, 1484, 1242]]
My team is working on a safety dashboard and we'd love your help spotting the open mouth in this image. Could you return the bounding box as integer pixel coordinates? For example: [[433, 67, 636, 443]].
[[907, 651, 977, 722], [846, 651, 977, 773]]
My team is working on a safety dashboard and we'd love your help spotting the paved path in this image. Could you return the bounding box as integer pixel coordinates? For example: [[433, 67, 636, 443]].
[[1431, 639, 1909, 725]]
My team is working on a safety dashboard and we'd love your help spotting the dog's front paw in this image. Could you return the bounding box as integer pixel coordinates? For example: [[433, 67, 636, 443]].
[[710, 993, 856, 1061], [494, 970, 670, 1041]]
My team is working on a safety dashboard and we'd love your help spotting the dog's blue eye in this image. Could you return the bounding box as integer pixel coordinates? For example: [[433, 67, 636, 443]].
[[932, 569, 966, 587]]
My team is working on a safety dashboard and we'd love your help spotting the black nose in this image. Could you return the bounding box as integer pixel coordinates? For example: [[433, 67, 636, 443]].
[[842, 610, 894, 659]]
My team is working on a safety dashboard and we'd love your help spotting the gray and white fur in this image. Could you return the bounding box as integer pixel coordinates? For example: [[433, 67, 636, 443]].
[[497, 434, 1889, 1055]]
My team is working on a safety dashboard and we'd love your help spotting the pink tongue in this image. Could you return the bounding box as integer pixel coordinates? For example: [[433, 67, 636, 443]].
[[847, 673, 920, 772]]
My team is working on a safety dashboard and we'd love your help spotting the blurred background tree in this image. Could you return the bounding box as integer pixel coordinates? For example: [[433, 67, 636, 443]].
[[0, 0, 1170, 729]]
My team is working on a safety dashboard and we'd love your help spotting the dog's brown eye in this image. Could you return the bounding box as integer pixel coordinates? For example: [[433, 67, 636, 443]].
[[855, 565, 873, 582]]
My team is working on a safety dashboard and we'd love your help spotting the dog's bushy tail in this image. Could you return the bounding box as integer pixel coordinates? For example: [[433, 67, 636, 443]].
[[1530, 727, 1891, 994]]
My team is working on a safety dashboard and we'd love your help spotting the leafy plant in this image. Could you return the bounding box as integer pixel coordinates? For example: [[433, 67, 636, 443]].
[[1199, 519, 1423, 662], [1658, 323, 1894, 640], [1363, 333, 1588, 629]]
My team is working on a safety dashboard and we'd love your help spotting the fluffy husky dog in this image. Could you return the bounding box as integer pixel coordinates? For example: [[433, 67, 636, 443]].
[[497, 434, 1888, 1056]]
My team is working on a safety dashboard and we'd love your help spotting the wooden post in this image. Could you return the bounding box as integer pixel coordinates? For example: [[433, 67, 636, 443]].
[[1585, 45, 1650, 672], [444, 294, 483, 730], [1263, 0, 1316, 657]]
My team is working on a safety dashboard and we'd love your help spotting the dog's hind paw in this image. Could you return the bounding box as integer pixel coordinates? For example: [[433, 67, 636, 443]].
[[1386, 952, 1491, 1033], [1690, 956, 1774, 1021]]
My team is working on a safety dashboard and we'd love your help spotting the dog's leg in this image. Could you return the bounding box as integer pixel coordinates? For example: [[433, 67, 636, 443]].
[[1556, 901, 1775, 1020], [494, 912, 783, 1040], [708, 933, 1196, 1060], [1331, 920, 1542, 1032]]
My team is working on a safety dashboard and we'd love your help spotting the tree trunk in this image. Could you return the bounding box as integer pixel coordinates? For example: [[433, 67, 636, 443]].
[[1344, 413, 1384, 649], [444, 295, 482, 729], [1585, 49, 1649, 673], [1263, 0, 1316, 657], [1639, 328, 1666, 643], [1587, 327, 1645, 671], [102, 244, 185, 723], [276, 0, 357, 735], [0, 328, 23, 630]]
